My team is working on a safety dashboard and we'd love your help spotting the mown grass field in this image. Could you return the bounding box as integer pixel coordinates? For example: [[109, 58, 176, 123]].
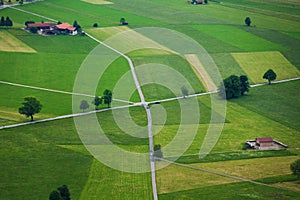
[[0, 0, 299, 199]]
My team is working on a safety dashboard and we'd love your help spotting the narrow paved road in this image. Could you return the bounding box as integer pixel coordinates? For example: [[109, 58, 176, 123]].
[[85, 32, 158, 200]]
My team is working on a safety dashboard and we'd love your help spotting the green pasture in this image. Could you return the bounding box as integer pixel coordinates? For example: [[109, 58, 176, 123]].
[[154, 86, 300, 155], [193, 25, 286, 52], [0, 116, 153, 199], [110, 0, 300, 31], [0, 0, 300, 199], [233, 80, 300, 131], [232, 51, 300, 83], [80, 159, 153, 200]]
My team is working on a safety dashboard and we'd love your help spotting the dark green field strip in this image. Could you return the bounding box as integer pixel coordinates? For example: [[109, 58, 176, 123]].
[[193, 24, 287, 52], [109, 0, 223, 25], [211, 53, 247, 80], [170, 150, 296, 164], [240, 27, 300, 69], [0, 129, 92, 199], [218, 0, 300, 21], [16, 0, 164, 28], [233, 80, 300, 131], [158, 181, 300, 200]]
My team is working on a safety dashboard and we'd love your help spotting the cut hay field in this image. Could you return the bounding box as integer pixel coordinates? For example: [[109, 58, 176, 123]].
[[0, 30, 36, 53], [0, 0, 300, 199], [232, 51, 300, 83]]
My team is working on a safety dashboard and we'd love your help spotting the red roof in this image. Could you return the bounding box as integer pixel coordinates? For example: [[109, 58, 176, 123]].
[[56, 23, 76, 31], [256, 137, 273, 143], [27, 22, 55, 27]]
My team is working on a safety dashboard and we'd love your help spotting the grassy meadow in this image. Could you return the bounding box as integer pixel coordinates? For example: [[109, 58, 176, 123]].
[[0, 0, 299, 199]]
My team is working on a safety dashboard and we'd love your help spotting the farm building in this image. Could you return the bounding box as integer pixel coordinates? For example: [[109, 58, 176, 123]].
[[25, 22, 77, 35], [245, 137, 288, 150]]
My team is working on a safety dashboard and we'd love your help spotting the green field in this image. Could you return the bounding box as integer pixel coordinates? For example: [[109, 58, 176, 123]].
[[0, 0, 300, 199]]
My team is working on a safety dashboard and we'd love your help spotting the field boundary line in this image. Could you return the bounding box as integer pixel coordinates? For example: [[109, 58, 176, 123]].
[[157, 157, 300, 193], [185, 54, 217, 92], [0, 104, 137, 130], [9, 6, 57, 22], [0, 80, 133, 104]]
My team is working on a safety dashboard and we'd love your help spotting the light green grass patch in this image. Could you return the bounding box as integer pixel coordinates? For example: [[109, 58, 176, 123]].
[[156, 156, 298, 194], [79, 159, 153, 199], [86, 26, 130, 41], [81, 0, 113, 4], [232, 51, 300, 83], [193, 25, 285, 52], [0, 30, 36, 53]]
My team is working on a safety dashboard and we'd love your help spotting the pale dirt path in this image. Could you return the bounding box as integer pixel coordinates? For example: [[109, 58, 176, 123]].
[[185, 54, 218, 92]]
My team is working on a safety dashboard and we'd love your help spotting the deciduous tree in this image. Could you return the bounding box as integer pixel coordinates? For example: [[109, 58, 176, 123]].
[[220, 75, 242, 99], [245, 17, 251, 26], [92, 96, 102, 110], [240, 75, 250, 95], [80, 100, 89, 111], [57, 185, 71, 200], [103, 89, 112, 108], [18, 97, 42, 121], [49, 190, 63, 200], [263, 69, 277, 84]]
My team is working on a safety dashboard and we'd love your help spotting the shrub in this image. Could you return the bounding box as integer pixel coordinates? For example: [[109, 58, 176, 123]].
[[29, 26, 38, 34]]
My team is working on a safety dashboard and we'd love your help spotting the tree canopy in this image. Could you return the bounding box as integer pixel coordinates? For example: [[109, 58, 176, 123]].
[[18, 97, 42, 121], [245, 17, 251, 26], [220, 75, 250, 99], [80, 100, 89, 111], [103, 89, 112, 108], [263, 69, 277, 84], [92, 96, 102, 110], [240, 75, 250, 95]]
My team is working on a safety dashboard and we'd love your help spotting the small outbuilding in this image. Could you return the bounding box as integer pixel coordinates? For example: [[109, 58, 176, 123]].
[[245, 137, 288, 150]]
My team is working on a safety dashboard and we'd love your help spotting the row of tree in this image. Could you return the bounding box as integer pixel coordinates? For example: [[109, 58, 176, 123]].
[[80, 89, 113, 111], [0, 16, 13, 27], [18, 90, 112, 121]]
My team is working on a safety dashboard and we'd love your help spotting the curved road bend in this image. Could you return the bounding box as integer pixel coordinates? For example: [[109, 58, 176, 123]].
[[81, 33, 159, 200]]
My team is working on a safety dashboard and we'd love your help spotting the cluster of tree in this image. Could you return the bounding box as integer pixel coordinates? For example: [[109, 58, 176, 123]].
[[18, 97, 42, 121], [0, 16, 13, 27], [80, 89, 113, 112], [290, 159, 300, 179], [49, 185, 70, 200], [154, 144, 163, 158], [219, 75, 250, 99]]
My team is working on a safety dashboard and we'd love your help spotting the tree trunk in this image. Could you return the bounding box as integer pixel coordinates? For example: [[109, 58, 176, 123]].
[[268, 80, 271, 85], [30, 115, 33, 121]]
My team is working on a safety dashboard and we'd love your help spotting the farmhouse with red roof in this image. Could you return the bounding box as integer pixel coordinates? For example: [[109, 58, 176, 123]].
[[25, 22, 77, 35]]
